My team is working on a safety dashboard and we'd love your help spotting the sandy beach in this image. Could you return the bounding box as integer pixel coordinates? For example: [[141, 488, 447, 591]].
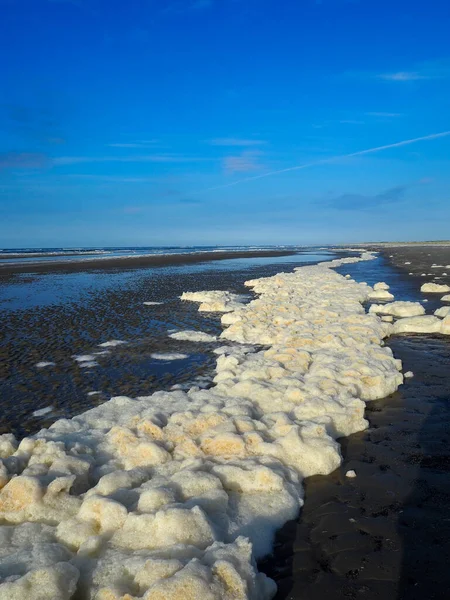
[[0, 246, 449, 600]]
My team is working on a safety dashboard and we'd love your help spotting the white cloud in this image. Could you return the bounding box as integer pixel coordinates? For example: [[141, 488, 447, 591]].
[[53, 155, 209, 165], [365, 112, 403, 117], [208, 138, 266, 146], [378, 71, 427, 82], [222, 150, 263, 174], [108, 140, 160, 148]]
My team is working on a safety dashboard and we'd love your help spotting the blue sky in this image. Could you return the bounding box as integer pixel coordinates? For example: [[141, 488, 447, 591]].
[[1, 0, 449, 247]]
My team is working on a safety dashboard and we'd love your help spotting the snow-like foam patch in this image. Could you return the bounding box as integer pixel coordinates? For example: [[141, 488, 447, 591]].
[[73, 355, 99, 369], [31, 406, 53, 418], [98, 340, 128, 348], [373, 282, 390, 291], [369, 301, 425, 318], [151, 353, 189, 361], [35, 361, 55, 368], [392, 315, 443, 334], [367, 289, 395, 301], [0, 250, 412, 600], [169, 330, 217, 342], [435, 306, 450, 318], [442, 294, 450, 302], [421, 282, 450, 293], [143, 301, 163, 306], [181, 290, 247, 313]]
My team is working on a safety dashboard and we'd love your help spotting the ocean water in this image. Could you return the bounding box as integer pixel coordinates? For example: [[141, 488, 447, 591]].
[[0, 244, 304, 266]]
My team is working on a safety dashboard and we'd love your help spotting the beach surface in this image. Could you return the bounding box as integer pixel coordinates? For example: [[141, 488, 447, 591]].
[[0, 245, 449, 599]]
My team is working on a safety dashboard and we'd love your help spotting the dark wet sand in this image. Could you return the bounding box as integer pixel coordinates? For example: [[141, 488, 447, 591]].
[[260, 246, 450, 600], [0, 249, 296, 275], [0, 251, 334, 438], [373, 244, 450, 285]]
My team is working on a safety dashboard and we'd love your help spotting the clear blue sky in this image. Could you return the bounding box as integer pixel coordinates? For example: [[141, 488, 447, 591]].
[[1, 0, 449, 247]]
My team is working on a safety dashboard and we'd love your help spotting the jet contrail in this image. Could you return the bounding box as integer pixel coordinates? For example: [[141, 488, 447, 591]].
[[196, 130, 450, 194]]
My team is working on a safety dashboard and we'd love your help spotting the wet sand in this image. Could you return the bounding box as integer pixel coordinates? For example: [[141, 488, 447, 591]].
[[0, 249, 296, 275], [373, 244, 450, 283], [2, 245, 449, 598], [260, 246, 450, 600], [0, 251, 334, 438]]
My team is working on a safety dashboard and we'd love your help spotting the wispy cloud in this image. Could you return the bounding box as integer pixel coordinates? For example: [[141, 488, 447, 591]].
[[222, 150, 263, 174], [325, 185, 408, 210], [108, 140, 159, 148], [67, 175, 160, 183], [197, 130, 450, 194], [339, 119, 365, 125], [208, 137, 267, 147], [365, 112, 403, 118], [0, 152, 48, 170], [376, 59, 450, 82], [377, 71, 427, 82], [53, 154, 209, 165]]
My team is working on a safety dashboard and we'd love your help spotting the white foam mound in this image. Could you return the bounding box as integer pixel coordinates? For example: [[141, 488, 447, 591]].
[[31, 407, 53, 418], [442, 294, 450, 302], [0, 250, 407, 600], [369, 301, 425, 318], [441, 316, 450, 334], [35, 362, 56, 368], [373, 282, 390, 291], [98, 340, 128, 348], [73, 355, 99, 368], [392, 315, 443, 334], [181, 290, 246, 313], [143, 301, 163, 306], [420, 283, 450, 293], [151, 353, 189, 361], [381, 315, 394, 322], [435, 306, 450, 318], [367, 289, 395, 301], [169, 330, 217, 342]]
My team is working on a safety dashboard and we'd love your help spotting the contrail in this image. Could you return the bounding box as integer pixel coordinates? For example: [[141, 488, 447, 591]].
[[196, 130, 450, 194]]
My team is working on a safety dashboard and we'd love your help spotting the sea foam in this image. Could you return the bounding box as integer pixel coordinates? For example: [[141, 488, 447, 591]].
[[0, 251, 411, 599]]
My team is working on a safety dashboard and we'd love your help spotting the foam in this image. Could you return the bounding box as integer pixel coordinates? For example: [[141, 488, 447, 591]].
[[169, 331, 218, 342], [181, 291, 247, 313], [367, 289, 395, 301], [98, 340, 128, 348], [144, 301, 163, 306], [35, 362, 56, 369], [373, 282, 390, 291], [420, 283, 450, 293], [392, 315, 443, 334], [369, 301, 425, 318], [435, 306, 450, 318], [442, 295, 450, 302], [73, 355, 99, 368], [0, 250, 408, 600], [151, 353, 189, 361], [31, 407, 53, 418]]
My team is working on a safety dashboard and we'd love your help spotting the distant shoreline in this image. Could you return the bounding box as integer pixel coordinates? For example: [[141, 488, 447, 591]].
[[0, 249, 297, 276]]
